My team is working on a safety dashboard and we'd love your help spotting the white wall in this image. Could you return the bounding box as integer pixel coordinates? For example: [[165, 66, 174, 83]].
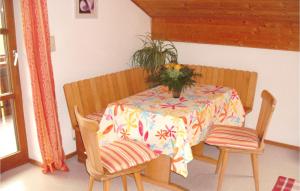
[[175, 42, 300, 146], [14, 0, 150, 161]]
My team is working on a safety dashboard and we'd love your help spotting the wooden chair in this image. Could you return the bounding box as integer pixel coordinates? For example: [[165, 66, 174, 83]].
[[205, 90, 276, 191], [74, 106, 158, 191]]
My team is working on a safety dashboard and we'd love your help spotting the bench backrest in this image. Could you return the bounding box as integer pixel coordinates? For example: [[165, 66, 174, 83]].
[[64, 65, 257, 130], [190, 65, 257, 113], [63, 68, 148, 129]]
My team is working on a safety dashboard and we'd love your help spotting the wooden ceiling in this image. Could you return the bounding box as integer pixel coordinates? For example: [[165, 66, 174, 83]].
[[132, 0, 299, 51]]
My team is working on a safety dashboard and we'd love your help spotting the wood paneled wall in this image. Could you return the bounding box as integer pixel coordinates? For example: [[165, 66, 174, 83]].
[[132, 0, 299, 51]]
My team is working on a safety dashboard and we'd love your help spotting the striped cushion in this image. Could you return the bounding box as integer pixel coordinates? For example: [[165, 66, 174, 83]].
[[273, 176, 300, 191], [85, 110, 104, 122], [205, 125, 259, 150], [100, 139, 158, 173]]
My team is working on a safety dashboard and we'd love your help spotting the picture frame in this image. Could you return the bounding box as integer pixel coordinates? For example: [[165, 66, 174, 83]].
[[75, 0, 98, 18]]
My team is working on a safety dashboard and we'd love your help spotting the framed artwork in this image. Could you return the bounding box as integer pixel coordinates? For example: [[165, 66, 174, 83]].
[[75, 0, 98, 18]]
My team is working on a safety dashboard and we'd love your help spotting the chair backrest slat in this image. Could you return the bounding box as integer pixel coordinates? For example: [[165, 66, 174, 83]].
[[74, 106, 104, 175], [256, 90, 276, 149]]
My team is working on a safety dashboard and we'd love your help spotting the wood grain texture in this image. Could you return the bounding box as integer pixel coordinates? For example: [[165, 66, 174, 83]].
[[63, 68, 148, 161], [132, 0, 299, 51], [64, 66, 257, 161], [190, 64, 257, 113]]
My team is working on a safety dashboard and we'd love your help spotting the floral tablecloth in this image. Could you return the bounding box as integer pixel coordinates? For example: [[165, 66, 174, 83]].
[[98, 84, 245, 177]]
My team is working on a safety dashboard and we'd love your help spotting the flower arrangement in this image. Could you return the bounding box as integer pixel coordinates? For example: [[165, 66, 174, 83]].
[[158, 63, 199, 98], [131, 35, 199, 97]]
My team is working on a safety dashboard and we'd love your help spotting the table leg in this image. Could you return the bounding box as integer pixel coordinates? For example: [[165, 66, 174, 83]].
[[191, 142, 218, 164], [142, 155, 189, 191]]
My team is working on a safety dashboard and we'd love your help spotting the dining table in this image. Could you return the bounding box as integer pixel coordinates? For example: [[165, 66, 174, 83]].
[[98, 84, 245, 190]]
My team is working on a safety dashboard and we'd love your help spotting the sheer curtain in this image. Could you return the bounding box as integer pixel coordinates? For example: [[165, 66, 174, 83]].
[[21, 0, 68, 173]]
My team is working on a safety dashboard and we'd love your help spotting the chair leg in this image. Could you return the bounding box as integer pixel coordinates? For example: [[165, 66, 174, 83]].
[[215, 149, 225, 174], [134, 172, 144, 191], [251, 154, 259, 191], [88, 176, 94, 191], [103, 180, 111, 191], [217, 150, 228, 191], [121, 175, 128, 191]]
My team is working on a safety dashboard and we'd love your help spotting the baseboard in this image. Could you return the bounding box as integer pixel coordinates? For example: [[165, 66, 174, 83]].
[[66, 151, 77, 159], [28, 151, 77, 167], [265, 139, 300, 151], [28, 158, 43, 167]]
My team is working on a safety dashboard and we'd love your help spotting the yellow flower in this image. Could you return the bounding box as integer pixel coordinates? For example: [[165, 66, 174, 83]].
[[165, 63, 179, 70], [174, 64, 182, 71], [165, 63, 172, 69]]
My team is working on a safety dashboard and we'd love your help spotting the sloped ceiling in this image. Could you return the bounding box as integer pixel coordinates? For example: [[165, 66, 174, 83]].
[[132, 0, 299, 51]]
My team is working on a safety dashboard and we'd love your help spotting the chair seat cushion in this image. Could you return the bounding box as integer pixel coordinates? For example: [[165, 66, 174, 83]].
[[205, 125, 259, 150], [100, 139, 158, 173], [85, 110, 104, 122]]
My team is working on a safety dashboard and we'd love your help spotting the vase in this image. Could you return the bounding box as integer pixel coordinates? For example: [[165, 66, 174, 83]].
[[172, 89, 182, 98]]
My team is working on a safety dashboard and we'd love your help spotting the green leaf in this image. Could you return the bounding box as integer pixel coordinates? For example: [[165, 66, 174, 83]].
[[131, 34, 178, 75]]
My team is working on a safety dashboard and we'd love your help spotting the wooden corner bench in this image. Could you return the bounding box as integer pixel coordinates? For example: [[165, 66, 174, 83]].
[[63, 65, 257, 162]]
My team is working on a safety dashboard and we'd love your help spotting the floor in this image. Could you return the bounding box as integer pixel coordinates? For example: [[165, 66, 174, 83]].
[[1, 144, 299, 191]]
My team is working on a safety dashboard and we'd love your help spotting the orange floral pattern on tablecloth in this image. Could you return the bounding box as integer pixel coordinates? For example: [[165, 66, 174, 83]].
[[99, 85, 245, 177]]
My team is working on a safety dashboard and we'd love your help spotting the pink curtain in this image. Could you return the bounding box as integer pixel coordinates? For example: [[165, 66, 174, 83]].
[[21, 0, 68, 173]]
